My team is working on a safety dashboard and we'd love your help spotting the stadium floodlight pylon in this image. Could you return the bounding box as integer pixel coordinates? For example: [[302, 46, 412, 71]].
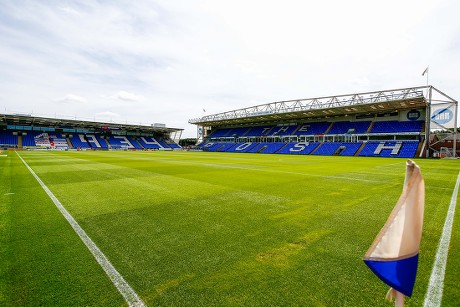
[[190, 85, 458, 157]]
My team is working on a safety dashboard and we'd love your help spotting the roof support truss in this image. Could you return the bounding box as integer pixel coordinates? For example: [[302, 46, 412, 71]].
[[189, 86, 428, 125]]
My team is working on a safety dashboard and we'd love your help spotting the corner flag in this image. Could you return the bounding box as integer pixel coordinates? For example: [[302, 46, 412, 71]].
[[422, 67, 429, 76], [364, 160, 425, 300]]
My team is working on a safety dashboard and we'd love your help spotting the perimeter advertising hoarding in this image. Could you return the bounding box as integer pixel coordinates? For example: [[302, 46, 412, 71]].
[[101, 126, 121, 130]]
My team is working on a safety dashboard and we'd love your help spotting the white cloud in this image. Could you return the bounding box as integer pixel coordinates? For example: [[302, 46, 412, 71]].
[[54, 94, 87, 104], [349, 77, 371, 88], [0, 0, 459, 138], [110, 91, 144, 102], [59, 6, 81, 16], [96, 111, 121, 118]]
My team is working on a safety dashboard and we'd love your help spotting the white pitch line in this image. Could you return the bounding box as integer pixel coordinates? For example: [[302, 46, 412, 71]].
[[423, 171, 460, 307], [16, 152, 145, 307]]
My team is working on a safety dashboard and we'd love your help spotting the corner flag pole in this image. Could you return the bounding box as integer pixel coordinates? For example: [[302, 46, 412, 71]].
[[386, 288, 405, 307], [396, 290, 404, 307]]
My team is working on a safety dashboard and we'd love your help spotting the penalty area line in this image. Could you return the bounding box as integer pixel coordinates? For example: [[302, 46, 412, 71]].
[[15, 152, 145, 307], [423, 171, 460, 307]]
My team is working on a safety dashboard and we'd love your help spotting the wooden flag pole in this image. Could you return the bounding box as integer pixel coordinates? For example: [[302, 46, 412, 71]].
[[395, 291, 405, 307], [386, 288, 405, 306]]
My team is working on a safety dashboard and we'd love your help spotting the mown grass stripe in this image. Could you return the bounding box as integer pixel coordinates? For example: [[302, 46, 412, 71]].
[[423, 171, 460, 307], [16, 151, 145, 307]]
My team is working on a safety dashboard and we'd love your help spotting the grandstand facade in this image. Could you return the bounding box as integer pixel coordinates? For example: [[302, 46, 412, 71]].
[[0, 114, 183, 150], [190, 86, 458, 158]]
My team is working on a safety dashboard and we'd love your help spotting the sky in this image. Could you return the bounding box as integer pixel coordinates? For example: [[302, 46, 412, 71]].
[[0, 0, 459, 138]]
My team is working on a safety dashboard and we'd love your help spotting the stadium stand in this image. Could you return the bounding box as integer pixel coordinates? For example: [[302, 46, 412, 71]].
[[370, 120, 423, 133], [276, 142, 320, 155], [68, 134, 177, 150], [138, 136, 164, 149], [200, 142, 222, 151], [245, 126, 274, 137], [0, 131, 18, 146], [327, 121, 371, 134], [22, 131, 40, 147], [69, 134, 91, 149], [216, 143, 239, 152], [229, 127, 251, 137], [34, 133, 51, 147], [311, 142, 362, 156], [127, 137, 144, 149], [268, 126, 298, 136], [198, 116, 425, 159], [156, 138, 170, 148], [106, 135, 135, 149], [336, 143, 363, 156], [189, 86, 456, 158], [246, 142, 286, 153], [85, 134, 108, 149], [208, 128, 233, 138], [0, 113, 183, 151], [228, 142, 260, 152], [295, 122, 331, 135], [20, 131, 68, 148], [163, 137, 181, 149], [96, 135, 109, 148], [48, 133, 69, 149], [358, 141, 419, 158], [168, 143, 181, 149]]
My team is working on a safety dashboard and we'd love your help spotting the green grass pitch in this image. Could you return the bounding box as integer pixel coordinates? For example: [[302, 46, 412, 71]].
[[1, 150, 459, 306]]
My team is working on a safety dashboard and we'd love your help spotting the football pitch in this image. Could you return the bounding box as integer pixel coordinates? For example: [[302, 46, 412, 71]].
[[1, 150, 459, 306]]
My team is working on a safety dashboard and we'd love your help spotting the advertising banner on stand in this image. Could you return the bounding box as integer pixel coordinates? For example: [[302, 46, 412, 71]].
[[430, 103, 456, 129]]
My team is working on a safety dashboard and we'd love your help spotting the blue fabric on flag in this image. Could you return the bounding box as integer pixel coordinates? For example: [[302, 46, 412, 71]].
[[364, 254, 419, 297]]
